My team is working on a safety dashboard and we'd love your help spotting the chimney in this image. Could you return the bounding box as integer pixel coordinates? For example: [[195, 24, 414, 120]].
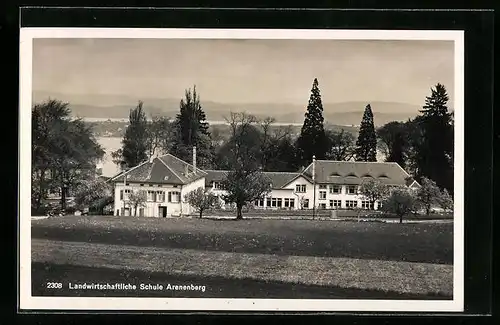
[[312, 155, 316, 183], [192, 146, 197, 175]]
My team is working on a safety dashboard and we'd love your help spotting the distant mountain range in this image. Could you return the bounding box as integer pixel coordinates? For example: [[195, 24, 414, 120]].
[[33, 90, 422, 127]]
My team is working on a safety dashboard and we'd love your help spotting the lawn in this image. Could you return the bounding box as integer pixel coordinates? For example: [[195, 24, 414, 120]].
[[31, 216, 454, 299], [32, 215, 453, 264]]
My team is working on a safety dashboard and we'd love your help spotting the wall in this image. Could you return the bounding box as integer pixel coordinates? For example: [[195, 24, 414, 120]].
[[113, 182, 183, 217], [180, 177, 206, 215]]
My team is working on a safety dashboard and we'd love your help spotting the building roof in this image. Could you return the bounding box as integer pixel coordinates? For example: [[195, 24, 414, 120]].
[[204, 170, 300, 190], [110, 154, 206, 185], [302, 160, 415, 186]]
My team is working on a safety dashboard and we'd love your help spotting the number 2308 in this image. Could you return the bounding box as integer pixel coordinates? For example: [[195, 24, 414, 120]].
[[46, 282, 63, 289]]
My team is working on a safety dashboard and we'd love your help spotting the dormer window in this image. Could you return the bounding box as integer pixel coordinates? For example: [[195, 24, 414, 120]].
[[346, 172, 357, 177], [330, 172, 341, 177], [164, 176, 169, 181], [378, 174, 389, 179], [361, 173, 373, 178]]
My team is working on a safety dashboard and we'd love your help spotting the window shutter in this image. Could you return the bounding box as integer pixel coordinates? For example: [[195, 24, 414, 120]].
[[120, 190, 123, 200]]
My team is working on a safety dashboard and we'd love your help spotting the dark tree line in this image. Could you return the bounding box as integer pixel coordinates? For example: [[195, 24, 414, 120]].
[[376, 83, 454, 193]]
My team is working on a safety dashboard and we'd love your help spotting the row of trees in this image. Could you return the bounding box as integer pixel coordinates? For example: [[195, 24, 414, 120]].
[[113, 79, 453, 194], [359, 177, 453, 223], [109, 78, 453, 219]]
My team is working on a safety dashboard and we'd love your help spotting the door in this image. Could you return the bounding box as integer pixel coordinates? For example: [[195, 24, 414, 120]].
[[159, 206, 167, 218], [139, 208, 144, 217]]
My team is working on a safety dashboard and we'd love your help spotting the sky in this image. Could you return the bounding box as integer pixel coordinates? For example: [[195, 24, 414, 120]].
[[32, 38, 455, 107]]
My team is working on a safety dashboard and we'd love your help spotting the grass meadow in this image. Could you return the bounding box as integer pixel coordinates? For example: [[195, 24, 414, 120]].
[[31, 215, 453, 299]]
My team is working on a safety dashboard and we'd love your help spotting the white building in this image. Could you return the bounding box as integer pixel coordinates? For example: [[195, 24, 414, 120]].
[[109, 147, 420, 218]]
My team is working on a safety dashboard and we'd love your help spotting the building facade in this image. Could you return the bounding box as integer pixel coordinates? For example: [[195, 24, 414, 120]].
[[110, 149, 420, 218]]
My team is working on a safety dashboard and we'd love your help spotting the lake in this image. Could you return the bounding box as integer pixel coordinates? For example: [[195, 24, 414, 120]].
[[96, 137, 122, 177]]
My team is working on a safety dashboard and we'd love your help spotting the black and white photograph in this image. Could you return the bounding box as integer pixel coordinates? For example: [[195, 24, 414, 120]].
[[19, 28, 464, 312]]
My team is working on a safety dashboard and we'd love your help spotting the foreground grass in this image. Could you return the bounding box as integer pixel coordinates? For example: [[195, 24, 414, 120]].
[[32, 239, 453, 297], [32, 216, 453, 264], [32, 262, 450, 300]]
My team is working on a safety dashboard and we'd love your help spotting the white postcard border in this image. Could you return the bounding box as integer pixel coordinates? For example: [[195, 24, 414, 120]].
[[19, 28, 464, 312]]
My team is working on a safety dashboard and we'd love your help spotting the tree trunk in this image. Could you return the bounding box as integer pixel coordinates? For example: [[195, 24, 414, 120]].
[[199, 210, 203, 219], [425, 205, 430, 216], [60, 186, 66, 211], [236, 204, 243, 220], [399, 214, 403, 224], [35, 169, 46, 211]]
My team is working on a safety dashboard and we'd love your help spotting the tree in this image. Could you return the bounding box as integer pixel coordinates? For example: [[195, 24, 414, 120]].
[[127, 190, 147, 217], [32, 99, 105, 211], [146, 115, 173, 158], [32, 99, 72, 211], [222, 169, 271, 220], [377, 121, 410, 168], [220, 112, 271, 219], [359, 180, 389, 210], [416, 177, 441, 215], [325, 129, 356, 161], [170, 86, 213, 168], [414, 83, 454, 193], [381, 187, 418, 223], [437, 188, 454, 213], [404, 116, 426, 178], [185, 187, 219, 218], [74, 178, 113, 215], [296, 78, 328, 166], [355, 104, 377, 162], [120, 101, 149, 169]]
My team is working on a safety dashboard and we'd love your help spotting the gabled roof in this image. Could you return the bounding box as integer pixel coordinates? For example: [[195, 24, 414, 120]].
[[110, 154, 206, 185], [302, 160, 415, 186], [204, 169, 301, 190]]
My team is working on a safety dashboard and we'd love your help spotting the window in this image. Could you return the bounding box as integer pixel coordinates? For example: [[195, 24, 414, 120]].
[[377, 202, 383, 209], [319, 203, 327, 209], [168, 191, 180, 203], [267, 198, 272, 207], [140, 184, 145, 187], [346, 200, 358, 209], [214, 181, 225, 190], [295, 184, 307, 193], [156, 191, 165, 202], [347, 185, 357, 194], [123, 189, 131, 201], [147, 190, 156, 202], [319, 184, 327, 189], [319, 191, 327, 200], [361, 201, 375, 209], [330, 200, 341, 208], [254, 199, 264, 207], [284, 198, 295, 208], [303, 199, 309, 208], [329, 185, 341, 194], [271, 198, 281, 208]]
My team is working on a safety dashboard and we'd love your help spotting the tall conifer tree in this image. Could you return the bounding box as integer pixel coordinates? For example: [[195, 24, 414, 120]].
[[171, 86, 213, 168], [355, 104, 377, 162], [296, 78, 327, 165], [415, 83, 453, 192], [121, 101, 149, 168]]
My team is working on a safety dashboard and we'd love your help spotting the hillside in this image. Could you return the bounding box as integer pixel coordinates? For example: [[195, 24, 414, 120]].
[[33, 91, 421, 127]]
